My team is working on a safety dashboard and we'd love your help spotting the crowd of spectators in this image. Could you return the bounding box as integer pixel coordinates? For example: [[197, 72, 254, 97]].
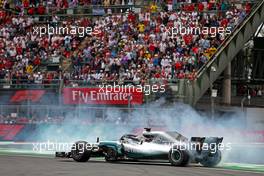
[[0, 11, 88, 84], [237, 85, 264, 97], [66, 2, 250, 85], [0, 1, 252, 86]]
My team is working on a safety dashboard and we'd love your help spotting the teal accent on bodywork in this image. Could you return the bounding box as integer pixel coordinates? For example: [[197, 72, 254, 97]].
[[98, 141, 123, 155], [98, 141, 169, 160]]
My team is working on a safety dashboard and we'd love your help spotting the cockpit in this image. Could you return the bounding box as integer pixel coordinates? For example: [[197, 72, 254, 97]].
[[120, 130, 188, 145]]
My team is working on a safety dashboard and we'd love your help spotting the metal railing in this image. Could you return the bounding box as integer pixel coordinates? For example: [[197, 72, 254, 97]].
[[183, 0, 264, 105], [3, 1, 257, 17], [0, 104, 185, 124], [4, 4, 147, 17], [0, 79, 61, 89], [197, 0, 263, 78], [64, 79, 179, 87]]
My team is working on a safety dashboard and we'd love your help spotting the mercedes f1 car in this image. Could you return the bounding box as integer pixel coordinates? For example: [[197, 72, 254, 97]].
[[55, 128, 223, 167]]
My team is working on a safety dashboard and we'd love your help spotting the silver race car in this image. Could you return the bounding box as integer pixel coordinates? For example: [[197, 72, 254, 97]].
[[56, 128, 223, 167]]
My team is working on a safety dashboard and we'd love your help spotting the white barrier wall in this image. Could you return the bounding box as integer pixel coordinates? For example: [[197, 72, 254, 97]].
[[246, 107, 264, 130]]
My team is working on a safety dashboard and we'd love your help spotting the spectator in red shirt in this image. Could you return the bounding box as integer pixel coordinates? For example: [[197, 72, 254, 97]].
[[183, 34, 193, 46], [245, 3, 251, 14], [23, 0, 29, 8], [175, 61, 182, 71], [0, 10, 5, 19], [221, 18, 228, 27], [62, 0, 69, 9], [33, 55, 41, 66], [128, 11, 136, 23], [208, 3, 213, 10], [188, 4, 195, 12], [37, 4, 45, 15], [149, 43, 155, 55], [16, 45, 23, 55], [177, 71, 185, 79], [27, 6, 34, 15], [198, 2, 204, 12], [192, 44, 199, 55]]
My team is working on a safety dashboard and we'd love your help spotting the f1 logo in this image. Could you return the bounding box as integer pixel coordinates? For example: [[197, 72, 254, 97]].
[[10, 90, 45, 103]]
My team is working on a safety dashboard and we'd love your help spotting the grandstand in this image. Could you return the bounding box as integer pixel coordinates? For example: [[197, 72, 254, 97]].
[[1, 2, 264, 173], [0, 0, 263, 122]]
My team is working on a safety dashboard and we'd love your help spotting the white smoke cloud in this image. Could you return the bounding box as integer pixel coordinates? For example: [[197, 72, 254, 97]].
[[8, 98, 264, 164]]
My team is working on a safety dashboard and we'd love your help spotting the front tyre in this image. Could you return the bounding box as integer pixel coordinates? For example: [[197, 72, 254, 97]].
[[200, 150, 221, 167], [105, 147, 118, 162], [169, 148, 189, 166], [71, 141, 91, 162]]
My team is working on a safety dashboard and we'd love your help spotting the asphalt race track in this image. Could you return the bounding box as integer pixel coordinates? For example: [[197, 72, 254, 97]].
[[0, 155, 263, 176]]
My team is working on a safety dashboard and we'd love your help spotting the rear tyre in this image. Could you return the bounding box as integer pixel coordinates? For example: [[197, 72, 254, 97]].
[[200, 150, 221, 167], [105, 147, 118, 162], [71, 141, 91, 162], [169, 148, 189, 166]]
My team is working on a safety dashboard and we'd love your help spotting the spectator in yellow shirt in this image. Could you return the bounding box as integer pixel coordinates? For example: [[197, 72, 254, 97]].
[[203, 50, 210, 59], [26, 65, 33, 74], [138, 23, 145, 33], [150, 3, 158, 13], [203, 46, 217, 60], [144, 51, 151, 60], [208, 47, 217, 57]]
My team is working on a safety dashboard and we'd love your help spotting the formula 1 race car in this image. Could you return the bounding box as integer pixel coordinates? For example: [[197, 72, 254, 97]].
[[55, 128, 223, 167]]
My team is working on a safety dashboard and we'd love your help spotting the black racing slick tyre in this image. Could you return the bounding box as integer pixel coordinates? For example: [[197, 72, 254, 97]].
[[105, 147, 118, 162], [71, 141, 91, 162], [169, 148, 189, 166], [200, 150, 221, 167]]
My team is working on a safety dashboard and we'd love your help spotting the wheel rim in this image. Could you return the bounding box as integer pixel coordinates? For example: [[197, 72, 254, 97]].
[[171, 150, 182, 162], [73, 147, 80, 156], [72, 142, 88, 157], [106, 148, 117, 161]]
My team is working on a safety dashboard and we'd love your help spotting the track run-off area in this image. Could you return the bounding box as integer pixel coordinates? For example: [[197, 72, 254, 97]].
[[0, 150, 264, 176]]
